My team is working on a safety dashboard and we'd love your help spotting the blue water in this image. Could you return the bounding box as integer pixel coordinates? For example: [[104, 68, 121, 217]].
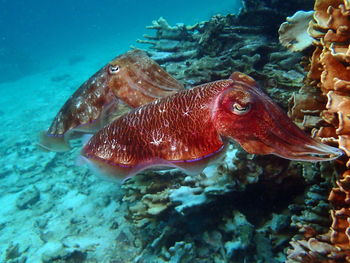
[[0, 0, 241, 83]]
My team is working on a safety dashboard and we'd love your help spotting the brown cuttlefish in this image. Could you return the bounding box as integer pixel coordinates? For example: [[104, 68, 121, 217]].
[[38, 49, 183, 152]]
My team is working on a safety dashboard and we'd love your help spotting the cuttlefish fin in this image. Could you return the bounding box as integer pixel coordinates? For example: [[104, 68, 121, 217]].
[[79, 156, 207, 183], [79, 156, 150, 183], [80, 145, 227, 183], [230, 72, 259, 87], [170, 161, 211, 176], [77, 156, 126, 183], [81, 134, 94, 146], [170, 146, 227, 176], [37, 131, 71, 152]]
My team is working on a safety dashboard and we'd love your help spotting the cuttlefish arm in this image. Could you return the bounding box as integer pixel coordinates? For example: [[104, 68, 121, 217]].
[[38, 49, 184, 152], [81, 72, 342, 181], [214, 72, 342, 161]]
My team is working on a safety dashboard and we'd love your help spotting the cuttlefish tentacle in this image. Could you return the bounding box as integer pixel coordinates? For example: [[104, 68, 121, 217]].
[[38, 49, 184, 152], [226, 73, 341, 160], [81, 72, 342, 181]]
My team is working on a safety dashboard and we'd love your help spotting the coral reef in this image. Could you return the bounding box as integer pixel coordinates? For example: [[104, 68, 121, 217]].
[[115, 1, 348, 262], [136, 0, 317, 107], [121, 146, 245, 225], [138, 15, 306, 113], [120, 145, 312, 262], [1, 0, 336, 262], [279, 11, 315, 52], [280, 0, 350, 261]]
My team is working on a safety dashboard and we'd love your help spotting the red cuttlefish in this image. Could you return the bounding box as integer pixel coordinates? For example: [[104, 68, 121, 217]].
[[81, 72, 342, 181], [38, 49, 183, 152]]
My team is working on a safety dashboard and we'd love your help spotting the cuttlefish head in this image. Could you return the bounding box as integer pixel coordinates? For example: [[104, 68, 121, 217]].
[[104, 48, 183, 107], [214, 72, 342, 161]]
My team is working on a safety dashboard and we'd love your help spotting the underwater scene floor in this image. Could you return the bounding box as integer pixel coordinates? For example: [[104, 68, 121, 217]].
[[0, 46, 293, 262], [0, 53, 134, 262], [0, 47, 307, 263], [3, 0, 350, 262]]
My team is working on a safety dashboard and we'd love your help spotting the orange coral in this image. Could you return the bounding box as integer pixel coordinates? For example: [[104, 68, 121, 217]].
[[311, 0, 350, 256], [305, 0, 350, 158], [288, 86, 326, 129], [287, 234, 343, 263], [283, 0, 350, 261], [308, 47, 323, 81], [329, 173, 350, 249]]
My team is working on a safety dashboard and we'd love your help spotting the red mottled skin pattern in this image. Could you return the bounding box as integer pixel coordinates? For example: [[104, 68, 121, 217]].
[[82, 72, 342, 180], [38, 49, 183, 152]]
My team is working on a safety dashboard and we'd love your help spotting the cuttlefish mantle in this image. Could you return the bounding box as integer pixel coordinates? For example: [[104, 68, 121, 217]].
[[38, 49, 184, 152]]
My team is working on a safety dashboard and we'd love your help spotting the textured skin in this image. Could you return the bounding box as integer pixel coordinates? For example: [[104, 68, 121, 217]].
[[82, 72, 342, 179], [40, 49, 183, 151], [83, 80, 230, 167], [108, 49, 184, 107], [47, 68, 115, 136]]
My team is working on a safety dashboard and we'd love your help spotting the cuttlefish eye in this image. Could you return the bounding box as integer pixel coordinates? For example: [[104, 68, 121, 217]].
[[108, 65, 120, 74], [232, 103, 251, 115]]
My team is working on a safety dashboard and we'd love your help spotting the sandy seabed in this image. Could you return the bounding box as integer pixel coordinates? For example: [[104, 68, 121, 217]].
[[0, 48, 140, 262]]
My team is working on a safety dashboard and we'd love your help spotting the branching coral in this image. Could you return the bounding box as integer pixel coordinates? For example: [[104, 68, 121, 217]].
[[138, 15, 306, 113]]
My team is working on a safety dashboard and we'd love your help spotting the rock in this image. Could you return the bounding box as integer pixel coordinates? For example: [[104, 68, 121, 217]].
[[40, 240, 87, 263], [167, 241, 194, 263], [5, 243, 20, 261], [16, 186, 40, 209], [41, 241, 65, 262], [225, 241, 242, 257], [169, 186, 207, 214], [270, 213, 290, 232]]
